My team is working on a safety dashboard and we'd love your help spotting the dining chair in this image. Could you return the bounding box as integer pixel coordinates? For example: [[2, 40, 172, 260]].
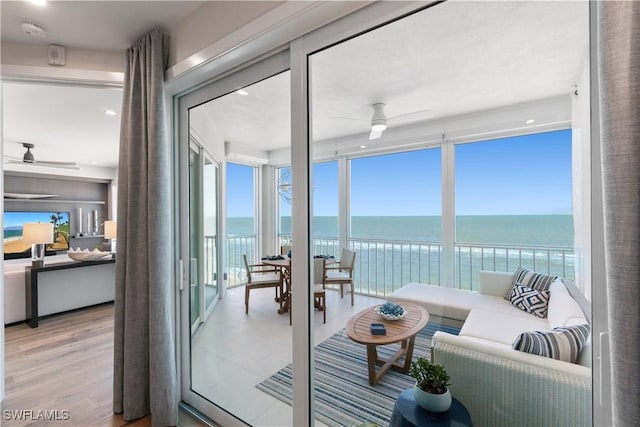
[[324, 248, 356, 305], [280, 244, 291, 256], [313, 257, 327, 323], [289, 258, 327, 325], [243, 254, 282, 315]]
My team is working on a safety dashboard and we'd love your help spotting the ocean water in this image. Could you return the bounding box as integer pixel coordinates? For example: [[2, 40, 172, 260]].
[[229, 215, 573, 247], [226, 215, 574, 290]]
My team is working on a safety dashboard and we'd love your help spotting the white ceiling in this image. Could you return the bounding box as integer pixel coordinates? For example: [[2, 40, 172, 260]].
[[193, 0, 589, 153], [1, 1, 203, 51], [1, 0, 590, 172], [1, 0, 203, 170], [2, 82, 123, 168]]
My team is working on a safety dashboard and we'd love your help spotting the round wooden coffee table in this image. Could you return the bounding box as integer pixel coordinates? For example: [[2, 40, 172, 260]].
[[346, 303, 429, 386]]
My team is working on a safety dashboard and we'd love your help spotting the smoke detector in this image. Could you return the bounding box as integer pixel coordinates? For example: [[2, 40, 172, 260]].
[[21, 22, 46, 38]]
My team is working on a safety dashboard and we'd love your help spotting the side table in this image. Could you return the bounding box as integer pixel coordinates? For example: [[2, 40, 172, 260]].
[[389, 388, 473, 427]]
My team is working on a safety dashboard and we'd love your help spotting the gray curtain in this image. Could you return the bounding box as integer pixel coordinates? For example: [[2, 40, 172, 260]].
[[599, 2, 640, 425], [113, 29, 177, 426]]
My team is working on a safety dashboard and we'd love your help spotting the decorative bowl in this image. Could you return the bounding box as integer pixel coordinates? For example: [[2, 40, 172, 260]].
[[67, 248, 111, 262], [375, 302, 407, 321]]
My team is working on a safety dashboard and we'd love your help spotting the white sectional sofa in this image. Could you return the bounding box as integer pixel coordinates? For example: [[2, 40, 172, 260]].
[[388, 271, 591, 427]]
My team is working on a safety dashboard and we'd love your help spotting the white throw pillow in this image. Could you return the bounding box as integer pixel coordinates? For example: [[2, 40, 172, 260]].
[[547, 279, 587, 328]]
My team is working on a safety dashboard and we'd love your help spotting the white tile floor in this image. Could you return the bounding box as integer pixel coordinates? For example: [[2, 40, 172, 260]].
[[191, 284, 383, 426]]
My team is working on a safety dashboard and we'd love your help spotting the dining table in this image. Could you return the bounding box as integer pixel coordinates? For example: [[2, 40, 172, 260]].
[[260, 255, 335, 315]]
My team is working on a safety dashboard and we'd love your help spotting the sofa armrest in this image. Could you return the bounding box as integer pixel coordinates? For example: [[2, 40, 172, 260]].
[[432, 332, 591, 427]]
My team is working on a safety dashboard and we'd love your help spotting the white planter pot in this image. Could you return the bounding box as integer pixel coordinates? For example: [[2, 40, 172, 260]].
[[413, 385, 452, 413]]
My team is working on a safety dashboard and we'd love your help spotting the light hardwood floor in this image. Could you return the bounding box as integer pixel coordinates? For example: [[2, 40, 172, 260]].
[[2, 303, 207, 427]]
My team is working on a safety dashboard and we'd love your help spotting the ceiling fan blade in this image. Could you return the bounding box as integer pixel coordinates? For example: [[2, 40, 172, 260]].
[[6, 159, 80, 170], [387, 109, 435, 122], [369, 129, 383, 140], [37, 160, 78, 166], [331, 116, 369, 123]]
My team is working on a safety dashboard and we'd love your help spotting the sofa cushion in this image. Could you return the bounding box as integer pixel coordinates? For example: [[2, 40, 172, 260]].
[[504, 266, 557, 300], [479, 271, 514, 296], [388, 283, 529, 323], [512, 323, 591, 363], [547, 279, 588, 328], [562, 278, 591, 323], [459, 309, 549, 345], [508, 283, 551, 318]]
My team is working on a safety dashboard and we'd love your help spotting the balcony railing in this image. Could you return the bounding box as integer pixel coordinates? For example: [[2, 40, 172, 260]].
[[226, 234, 256, 287], [455, 243, 574, 291], [228, 235, 574, 295], [349, 238, 441, 297]]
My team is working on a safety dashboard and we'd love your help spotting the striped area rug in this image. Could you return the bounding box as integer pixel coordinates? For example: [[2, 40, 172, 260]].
[[256, 322, 460, 426]]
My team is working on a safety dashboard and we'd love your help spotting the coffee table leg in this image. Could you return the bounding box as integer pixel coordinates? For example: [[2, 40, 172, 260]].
[[402, 337, 416, 372], [366, 344, 379, 386]]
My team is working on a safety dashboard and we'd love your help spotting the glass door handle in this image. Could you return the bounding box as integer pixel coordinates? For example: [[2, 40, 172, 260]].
[[190, 258, 198, 287]]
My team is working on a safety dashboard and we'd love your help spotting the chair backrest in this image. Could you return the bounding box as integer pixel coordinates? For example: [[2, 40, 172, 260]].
[[242, 254, 252, 282], [313, 258, 325, 285], [339, 248, 356, 269]]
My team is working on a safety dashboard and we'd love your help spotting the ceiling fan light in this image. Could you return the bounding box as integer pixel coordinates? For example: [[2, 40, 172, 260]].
[[371, 122, 387, 132]]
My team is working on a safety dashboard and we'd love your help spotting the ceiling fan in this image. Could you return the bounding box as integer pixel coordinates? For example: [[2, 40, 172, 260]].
[[5, 142, 79, 170], [333, 103, 435, 140]]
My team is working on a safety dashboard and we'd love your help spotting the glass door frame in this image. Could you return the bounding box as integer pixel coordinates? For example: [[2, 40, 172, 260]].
[[189, 140, 220, 329], [176, 51, 290, 424], [173, 1, 603, 425]]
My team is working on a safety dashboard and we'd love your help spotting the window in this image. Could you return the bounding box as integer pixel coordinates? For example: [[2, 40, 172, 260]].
[[349, 149, 442, 294], [312, 161, 338, 255], [454, 130, 574, 288], [226, 162, 256, 286]]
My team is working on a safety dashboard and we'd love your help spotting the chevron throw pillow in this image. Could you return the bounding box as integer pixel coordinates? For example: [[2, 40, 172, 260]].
[[513, 323, 591, 363], [504, 266, 558, 301], [509, 283, 551, 318]]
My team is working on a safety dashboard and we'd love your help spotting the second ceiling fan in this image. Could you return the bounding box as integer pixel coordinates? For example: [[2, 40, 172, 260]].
[[5, 142, 79, 170]]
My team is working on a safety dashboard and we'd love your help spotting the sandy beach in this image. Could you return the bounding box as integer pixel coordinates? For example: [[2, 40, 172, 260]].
[[4, 234, 69, 253], [4, 237, 31, 254]]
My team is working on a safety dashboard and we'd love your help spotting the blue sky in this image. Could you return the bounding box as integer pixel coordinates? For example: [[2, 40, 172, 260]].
[[4, 211, 68, 229], [226, 129, 572, 217]]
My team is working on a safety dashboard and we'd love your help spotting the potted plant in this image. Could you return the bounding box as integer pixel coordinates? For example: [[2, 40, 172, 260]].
[[409, 357, 452, 413]]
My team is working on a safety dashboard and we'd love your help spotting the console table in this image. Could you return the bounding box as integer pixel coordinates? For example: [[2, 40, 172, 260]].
[[25, 259, 116, 328]]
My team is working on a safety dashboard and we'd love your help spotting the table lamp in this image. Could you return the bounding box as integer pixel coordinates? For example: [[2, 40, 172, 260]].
[[23, 222, 54, 268], [104, 220, 117, 254]]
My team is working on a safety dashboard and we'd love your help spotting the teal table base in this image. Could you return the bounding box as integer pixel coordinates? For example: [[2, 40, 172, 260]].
[[389, 389, 473, 427]]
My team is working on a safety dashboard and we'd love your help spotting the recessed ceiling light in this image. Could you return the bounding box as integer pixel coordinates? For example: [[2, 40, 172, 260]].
[[104, 109, 117, 116], [21, 22, 45, 37], [525, 119, 535, 124], [360, 145, 367, 149], [236, 89, 249, 96], [25, 0, 47, 6]]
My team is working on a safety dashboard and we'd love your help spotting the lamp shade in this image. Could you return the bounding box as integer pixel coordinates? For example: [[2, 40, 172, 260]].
[[104, 220, 117, 239], [22, 222, 54, 244]]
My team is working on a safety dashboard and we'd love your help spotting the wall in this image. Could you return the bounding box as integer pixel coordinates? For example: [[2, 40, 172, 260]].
[[168, 1, 283, 67], [1, 42, 124, 72], [4, 173, 111, 251]]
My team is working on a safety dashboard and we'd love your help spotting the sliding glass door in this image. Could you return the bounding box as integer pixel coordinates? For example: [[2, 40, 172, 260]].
[[189, 143, 219, 334], [175, 1, 597, 425], [178, 52, 292, 425]]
